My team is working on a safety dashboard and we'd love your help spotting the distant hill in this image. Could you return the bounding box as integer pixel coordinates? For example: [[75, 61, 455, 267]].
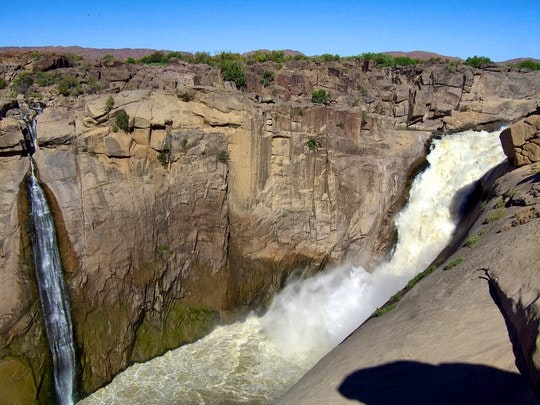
[[0, 46, 537, 64], [0, 46, 165, 61], [384, 50, 462, 61]]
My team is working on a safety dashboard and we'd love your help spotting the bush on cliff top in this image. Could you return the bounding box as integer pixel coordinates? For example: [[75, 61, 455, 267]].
[[464, 56, 492, 68], [220, 60, 246, 89]]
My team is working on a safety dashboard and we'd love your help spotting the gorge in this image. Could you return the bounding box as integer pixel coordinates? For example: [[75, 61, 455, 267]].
[[0, 50, 539, 403]]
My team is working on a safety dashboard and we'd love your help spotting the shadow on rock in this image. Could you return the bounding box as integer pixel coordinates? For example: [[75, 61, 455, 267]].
[[338, 360, 538, 404]]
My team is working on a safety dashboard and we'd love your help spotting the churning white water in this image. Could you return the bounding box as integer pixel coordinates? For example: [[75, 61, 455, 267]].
[[80, 129, 505, 405]]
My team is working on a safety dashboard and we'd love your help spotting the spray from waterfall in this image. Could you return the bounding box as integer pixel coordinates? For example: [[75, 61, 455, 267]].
[[80, 128, 506, 405], [24, 116, 76, 405]]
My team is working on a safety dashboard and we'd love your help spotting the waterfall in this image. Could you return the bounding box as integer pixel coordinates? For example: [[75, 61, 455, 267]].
[[25, 112, 76, 405], [80, 129, 505, 405]]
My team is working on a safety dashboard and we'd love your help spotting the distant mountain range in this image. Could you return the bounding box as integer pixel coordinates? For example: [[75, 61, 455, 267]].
[[0, 46, 538, 64]]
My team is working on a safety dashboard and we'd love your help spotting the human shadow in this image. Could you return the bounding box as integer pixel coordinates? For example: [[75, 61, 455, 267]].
[[338, 360, 538, 404]]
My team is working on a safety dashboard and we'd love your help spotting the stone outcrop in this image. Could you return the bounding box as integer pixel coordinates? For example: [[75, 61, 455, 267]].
[[0, 54, 539, 401], [500, 115, 540, 166], [278, 162, 540, 403]]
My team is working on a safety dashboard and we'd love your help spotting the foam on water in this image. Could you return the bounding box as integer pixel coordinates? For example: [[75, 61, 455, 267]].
[[80, 129, 505, 405]]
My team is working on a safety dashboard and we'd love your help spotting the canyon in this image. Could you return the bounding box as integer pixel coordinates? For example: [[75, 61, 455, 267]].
[[0, 50, 539, 403]]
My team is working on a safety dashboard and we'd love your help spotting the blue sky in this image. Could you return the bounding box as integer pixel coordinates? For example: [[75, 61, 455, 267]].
[[2, 0, 539, 61]]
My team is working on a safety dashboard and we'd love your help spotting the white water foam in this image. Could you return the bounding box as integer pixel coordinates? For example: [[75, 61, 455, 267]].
[[80, 129, 505, 405]]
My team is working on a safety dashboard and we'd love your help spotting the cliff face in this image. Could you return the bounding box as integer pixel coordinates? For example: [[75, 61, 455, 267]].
[[0, 55, 538, 399]]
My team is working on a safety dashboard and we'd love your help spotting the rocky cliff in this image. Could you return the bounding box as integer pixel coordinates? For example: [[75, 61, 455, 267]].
[[0, 53, 538, 401], [278, 117, 540, 404]]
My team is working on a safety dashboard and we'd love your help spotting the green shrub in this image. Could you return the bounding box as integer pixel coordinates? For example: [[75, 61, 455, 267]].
[[357, 84, 367, 96], [217, 149, 229, 163], [105, 96, 115, 112], [464, 235, 480, 247], [316, 53, 341, 62], [360, 52, 420, 68], [220, 60, 246, 89], [443, 257, 464, 270], [11, 72, 34, 95], [126, 57, 136, 64], [485, 208, 505, 223], [312, 89, 330, 105], [35, 71, 62, 87], [115, 109, 130, 132], [464, 56, 492, 68], [138, 51, 166, 65], [102, 54, 114, 66], [307, 138, 321, 150], [517, 60, 540, 71], [0, 77, 7, 90], [261, 70, 275, 87], [158, 146, 170, 166], [58, 76, 82, 96], [494, 198, 505, 209], [87, 77, 104, 93]]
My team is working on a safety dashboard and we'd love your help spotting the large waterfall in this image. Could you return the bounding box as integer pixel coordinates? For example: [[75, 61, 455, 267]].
[[80, 129, 505, 405], [25, 115, 76, 405]]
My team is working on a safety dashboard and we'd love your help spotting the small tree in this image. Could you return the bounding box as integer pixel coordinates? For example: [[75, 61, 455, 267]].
[[312, 89, 330, 105], [220, 60, 246, 89]]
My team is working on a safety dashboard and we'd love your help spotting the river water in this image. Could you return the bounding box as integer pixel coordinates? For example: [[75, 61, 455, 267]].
[[80, 129, 505, 405]]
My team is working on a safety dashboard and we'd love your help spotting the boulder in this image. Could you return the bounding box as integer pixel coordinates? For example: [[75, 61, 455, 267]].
[[36, 107, 75, 147], [104, 130, 132, 157], [500, 115, 540, 166], [0, 117, 22, 150]]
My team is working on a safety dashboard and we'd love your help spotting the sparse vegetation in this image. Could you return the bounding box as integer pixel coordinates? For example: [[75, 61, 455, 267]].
[[105, 96, 115, 112], [217, 149, 229, 163], [494, 198, 505, 209], [102, 54, 114, 66], [373, 265, 437, 317], [443, 257, 464, 270], [11, 72, 34, 95], [485, 208, 506, 224], [158, 146, 170, 167], [464, 56, 492, 68], [115, 109, 130, 132], [312, 89, 330, 105], [307, 138, 321, 150], [261, 70, 275, 87], [464, 235, 480, 247], [178, 90, 194, 102], [336, 122, 344, 129], [181, 138, 188, 152], [35, 71, 62, 87], [357, 84, 368, 96], [87, 76, 104, 93], [58, 76, 82, 96], [0, 77, 7, 90]]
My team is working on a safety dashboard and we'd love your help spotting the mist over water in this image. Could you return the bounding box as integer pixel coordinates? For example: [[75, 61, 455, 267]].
[[80, 129, 505, 405]]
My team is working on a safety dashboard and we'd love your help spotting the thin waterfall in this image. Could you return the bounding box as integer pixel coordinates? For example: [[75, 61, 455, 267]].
[[24, 116, 76, 405], [80, 128, 506, 405]]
